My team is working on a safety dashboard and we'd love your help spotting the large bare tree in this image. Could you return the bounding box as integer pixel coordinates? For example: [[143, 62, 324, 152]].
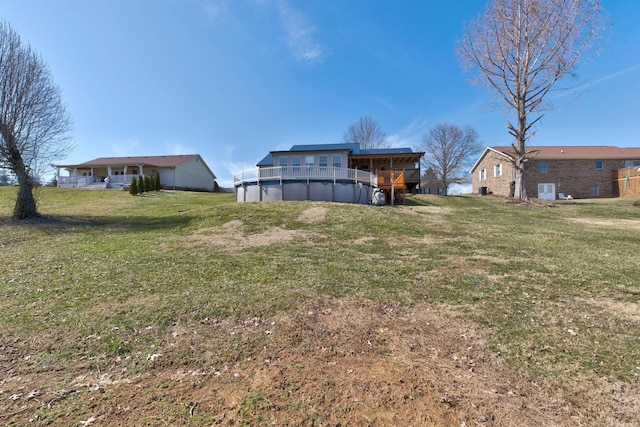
[[421, 123, 482, 196], [342, 115, 390, 149], [0, 21, 73, 219], [458, 0, 607, 199]]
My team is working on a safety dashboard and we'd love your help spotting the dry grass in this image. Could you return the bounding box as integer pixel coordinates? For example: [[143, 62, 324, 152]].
[[1, 188, 639, 426]]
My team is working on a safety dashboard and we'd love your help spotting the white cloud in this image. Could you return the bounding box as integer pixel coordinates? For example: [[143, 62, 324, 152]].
[[199, 0, 227, 21], [387, 117, 429, 148], [165, 142, 196, 155], [215, 160, 256, 188], [108, 138, 141, 157], [448, 183, 473, 195], [276, 1, 327, 64], [566, 62, 640, 95]]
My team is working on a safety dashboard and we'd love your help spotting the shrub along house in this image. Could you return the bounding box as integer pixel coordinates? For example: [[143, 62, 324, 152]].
[[56, 154, 217, 191], [234, 143, 424, 204], [470, 146, 640, 199]]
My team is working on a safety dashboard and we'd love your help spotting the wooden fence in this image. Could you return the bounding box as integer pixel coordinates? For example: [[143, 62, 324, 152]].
[[613, 167, 640, 197]]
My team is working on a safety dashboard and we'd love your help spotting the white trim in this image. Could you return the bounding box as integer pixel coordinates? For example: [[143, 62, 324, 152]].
[[469, 147, 514, 173]]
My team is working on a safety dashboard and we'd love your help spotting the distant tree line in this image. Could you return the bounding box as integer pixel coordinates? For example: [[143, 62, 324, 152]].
[[129, 172, 161, 195]]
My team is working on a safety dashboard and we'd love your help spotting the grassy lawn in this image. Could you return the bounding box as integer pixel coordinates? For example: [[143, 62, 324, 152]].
[[1, 187, 639, 425]]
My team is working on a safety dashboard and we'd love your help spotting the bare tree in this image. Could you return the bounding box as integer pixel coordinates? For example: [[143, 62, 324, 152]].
[[421, 123, 482, 196], [458, 0, 608, 199], [342, 115, 390, 149], [0, 21, 73, 219]]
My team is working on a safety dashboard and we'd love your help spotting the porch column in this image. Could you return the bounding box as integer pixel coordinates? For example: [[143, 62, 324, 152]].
[[108, 166, 112, 176], [73, 168, 77, 179]]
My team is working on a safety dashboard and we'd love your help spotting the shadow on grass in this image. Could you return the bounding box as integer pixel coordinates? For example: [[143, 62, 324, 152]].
[[0, 212, 195, 234]]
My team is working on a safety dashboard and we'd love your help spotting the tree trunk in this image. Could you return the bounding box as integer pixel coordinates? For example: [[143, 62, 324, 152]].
[[14, 173, 37, 219], [512, 157, 526, 200], [8, 146, 38, 219], [512, 98, 529, 200], [13, 179, 38, 219]]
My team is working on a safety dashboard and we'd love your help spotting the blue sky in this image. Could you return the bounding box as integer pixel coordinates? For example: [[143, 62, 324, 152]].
[[2, 0, 639, 187]]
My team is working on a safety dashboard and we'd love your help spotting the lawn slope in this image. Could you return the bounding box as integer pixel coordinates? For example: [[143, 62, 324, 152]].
[[1, 188, 639, 426]]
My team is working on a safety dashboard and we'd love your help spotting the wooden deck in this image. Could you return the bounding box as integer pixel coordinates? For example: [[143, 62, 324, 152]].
[[376, 170, 406, 205], [376, 170, 405, 189]]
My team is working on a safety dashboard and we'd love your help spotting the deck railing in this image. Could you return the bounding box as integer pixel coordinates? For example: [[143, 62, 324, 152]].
[[376, 170, 405, 188], [234, 166, 376, 186], [58, 174, 142, 187]]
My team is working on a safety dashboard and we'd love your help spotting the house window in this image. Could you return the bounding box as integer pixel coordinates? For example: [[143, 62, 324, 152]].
[[591, 185, 600, 197], [494, 164, 502, 177], [332, 155, 342, 168], [305, 155, 314, 166], [595, 160, 604, 170], [479, 169, 486, 181], [279, 156, 288, 167], [132, 170, 138, 175], [292, 156, 301, 166], [319, 155, 328, 167], [539, 160, 547, 174]]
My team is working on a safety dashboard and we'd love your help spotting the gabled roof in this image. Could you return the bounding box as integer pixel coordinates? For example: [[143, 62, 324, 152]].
[[57, 154, 216, 178], [93, 155, 199, 167], [469, 147, 517, 173], [257, 143, 423, 167], [289, 143, 359, 153], [470, 145, 640, 172], [357, 147, 417, 155], [492, 145, 640, 160], [257, 154, 274, 167], [60, 154, 199, 168]]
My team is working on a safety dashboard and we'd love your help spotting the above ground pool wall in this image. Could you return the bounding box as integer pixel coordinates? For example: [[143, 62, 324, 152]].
[[236, 180, 373, 204]]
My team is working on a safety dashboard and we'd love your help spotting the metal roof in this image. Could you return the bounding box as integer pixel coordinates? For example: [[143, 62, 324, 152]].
[[257, 153, 274, 167], [288, 143, 359, 153], [258, 143, 422, 166]]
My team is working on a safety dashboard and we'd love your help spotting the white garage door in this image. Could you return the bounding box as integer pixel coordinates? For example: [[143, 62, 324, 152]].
[[538, 183, 556, 200]]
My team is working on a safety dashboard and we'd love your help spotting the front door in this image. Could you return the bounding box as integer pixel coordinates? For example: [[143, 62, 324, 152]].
[[537, 183, 555, 200]]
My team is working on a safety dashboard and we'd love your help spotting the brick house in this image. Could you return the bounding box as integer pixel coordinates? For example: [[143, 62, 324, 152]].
[[470, 146, 640, 199]]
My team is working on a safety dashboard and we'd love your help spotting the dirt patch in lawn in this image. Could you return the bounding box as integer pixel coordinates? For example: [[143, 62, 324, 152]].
[[297, 206, 328, 224], [190, 220, 307, 250], [3, 297, 636, 426], [568, 217, 640, 230], [581, 297, 640, 322]]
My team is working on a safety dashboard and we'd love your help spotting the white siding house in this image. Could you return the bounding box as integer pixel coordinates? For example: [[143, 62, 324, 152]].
[[56, 154, 217, 191]]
